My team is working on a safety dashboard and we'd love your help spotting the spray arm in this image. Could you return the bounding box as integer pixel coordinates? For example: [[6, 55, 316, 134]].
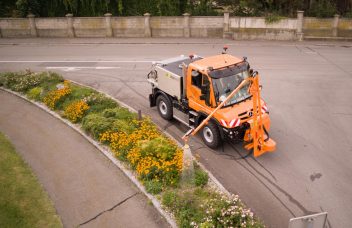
[[182, 78, 249, 142], [182, 72, 276, 157]]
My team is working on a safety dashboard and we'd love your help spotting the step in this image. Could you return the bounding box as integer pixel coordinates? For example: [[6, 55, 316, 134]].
[[189, 110, 198, 117]]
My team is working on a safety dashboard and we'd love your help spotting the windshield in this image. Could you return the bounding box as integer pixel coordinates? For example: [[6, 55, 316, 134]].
[[212, 69, 251, 106]]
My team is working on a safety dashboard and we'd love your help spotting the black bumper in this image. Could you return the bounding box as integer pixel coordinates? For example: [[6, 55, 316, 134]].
[[221, 123, 249, 142]]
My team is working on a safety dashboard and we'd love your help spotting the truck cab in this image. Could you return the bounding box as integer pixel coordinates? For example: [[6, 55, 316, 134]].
[[147, 53, 272, 150]]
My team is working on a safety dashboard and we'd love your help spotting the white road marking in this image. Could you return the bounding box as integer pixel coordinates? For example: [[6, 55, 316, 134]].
[[45, 66, 121, 72], [0, 60, 156, 63]]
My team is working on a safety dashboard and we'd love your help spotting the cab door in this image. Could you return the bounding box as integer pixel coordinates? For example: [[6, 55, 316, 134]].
[[187, 69, 212, 112]]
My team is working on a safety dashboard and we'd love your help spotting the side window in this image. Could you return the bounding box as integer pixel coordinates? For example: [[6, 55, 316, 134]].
[[202, 75, 211, 106], [202, 75, 210, 86], [191, 71, 202, 89]]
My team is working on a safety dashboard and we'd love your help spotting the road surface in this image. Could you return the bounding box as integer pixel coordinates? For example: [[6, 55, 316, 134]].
[[1, 38, 352, 228]]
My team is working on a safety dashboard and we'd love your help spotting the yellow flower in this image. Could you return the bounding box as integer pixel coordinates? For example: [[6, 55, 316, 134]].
[[99, 118, 183, 185], [64, 100, 89, 123], [43, 81, 71, 109]]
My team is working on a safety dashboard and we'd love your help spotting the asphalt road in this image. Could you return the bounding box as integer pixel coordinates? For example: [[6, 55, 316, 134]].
[[1, 38, 352, 228]]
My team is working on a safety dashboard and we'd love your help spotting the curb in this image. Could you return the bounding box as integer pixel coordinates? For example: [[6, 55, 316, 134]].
[[0, 38, 230, 46], [304, 36, 352, 42], [0, 39, 351, 47], [0, 41, 231, 46], [0, 87, 177, 228]]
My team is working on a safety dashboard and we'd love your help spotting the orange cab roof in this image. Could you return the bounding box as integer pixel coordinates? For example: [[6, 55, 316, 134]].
[[191, 54, 243, 71]]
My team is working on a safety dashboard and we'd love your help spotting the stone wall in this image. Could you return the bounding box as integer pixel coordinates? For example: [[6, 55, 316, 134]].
[[303, 17, 334, 37], [230, 17, 298, 40], [73, 17, 106, 37], [339, 18, 352, 37], [36, 18, 67, 37], [0, 12, 351, 40], [151, 16, 184, 37], [190, 16, 223, 38], [112, 17, 145, 38], [0, 18, 31, 37]]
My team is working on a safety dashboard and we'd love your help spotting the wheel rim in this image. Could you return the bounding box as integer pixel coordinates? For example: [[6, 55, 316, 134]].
[[159, 100, 167, 115], [203, 127, 214, 143]]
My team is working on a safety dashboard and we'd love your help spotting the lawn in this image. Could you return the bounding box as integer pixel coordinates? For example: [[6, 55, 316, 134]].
[[0, 132, 62, 228]]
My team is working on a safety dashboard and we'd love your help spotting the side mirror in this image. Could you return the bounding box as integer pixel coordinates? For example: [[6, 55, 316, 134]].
[[251, 71, 258, 77]]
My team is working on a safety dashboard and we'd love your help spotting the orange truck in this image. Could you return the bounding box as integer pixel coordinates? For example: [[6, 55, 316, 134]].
[[147, 49, 276, 157]]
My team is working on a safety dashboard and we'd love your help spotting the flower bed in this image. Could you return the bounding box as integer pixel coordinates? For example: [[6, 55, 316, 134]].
[[0, 70, 264, 228]]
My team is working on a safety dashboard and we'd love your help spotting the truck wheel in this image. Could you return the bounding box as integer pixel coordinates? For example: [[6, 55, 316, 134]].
[[156, 95, 173, 120], [202, 121, 221, 149]]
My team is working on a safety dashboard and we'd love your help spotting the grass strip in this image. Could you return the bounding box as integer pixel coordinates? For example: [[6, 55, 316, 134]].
[[0, 132, 62, 228]]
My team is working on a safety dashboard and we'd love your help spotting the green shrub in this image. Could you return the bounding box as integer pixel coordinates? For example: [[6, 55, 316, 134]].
[[194, 169, 208, 187], [102, 107, 136, 120], [197, 194, 264, 228], [345, 11, 352, 18], [0, 71, 63, 93], [38, 72, 63, 84], [55, 85, 94, 110], [81, 107, 138, 138], [68, 85, 94, 100], [165, 189, 205, 227], [81, 113, 114, 139], [39, 72, 64, 93], [84, 93, 118, 113], [15, 74, 42, 92], [162, 190, 178, 210], [265, 13, 283, 24], [162, 188, 263, 228], [141, 137, 177, 161], [232, 0, 261, 16], [0, 71, 34, 92], [162, 188, 212, 223], [26, 87, 42, 101], [111, 119, 138, 134], [145, 180, 163, 195], [0, 72, 18, 88], [309, 0, 337, 18]]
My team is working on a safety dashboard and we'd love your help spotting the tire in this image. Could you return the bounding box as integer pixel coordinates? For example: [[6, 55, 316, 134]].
[[156, 95, 173, 120], [201, 121, 221, 149]]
